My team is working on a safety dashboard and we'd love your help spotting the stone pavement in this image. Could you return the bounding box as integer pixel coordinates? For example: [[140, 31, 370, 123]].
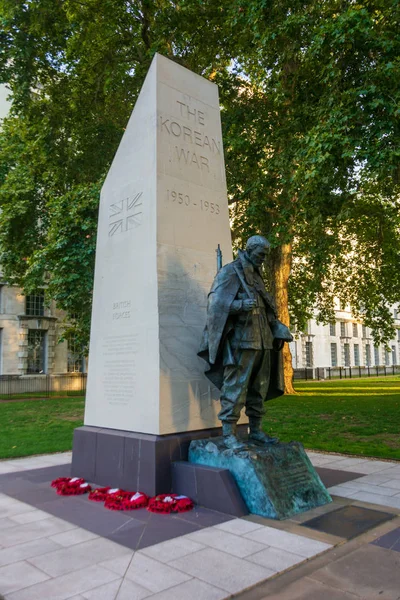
[[0, 451, 399, 599]]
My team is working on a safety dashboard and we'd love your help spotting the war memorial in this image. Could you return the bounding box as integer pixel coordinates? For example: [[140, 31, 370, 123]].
[[71, 54, 331, 520], [1, 53, 400, 600]]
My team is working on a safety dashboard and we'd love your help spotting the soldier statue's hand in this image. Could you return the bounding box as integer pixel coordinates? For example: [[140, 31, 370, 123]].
[[242, 298, 257, 312]]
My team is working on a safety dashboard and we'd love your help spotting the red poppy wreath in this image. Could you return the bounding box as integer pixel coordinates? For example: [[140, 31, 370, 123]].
[[51, 477, 92, 496], [147, 494, 194, 514], [122, 492, 149, 510], [103, 488, 131, 510], [88, 487, 111, 502]]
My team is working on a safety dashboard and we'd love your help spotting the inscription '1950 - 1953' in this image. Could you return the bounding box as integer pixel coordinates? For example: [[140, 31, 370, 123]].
[[167, 189, 220, 215]]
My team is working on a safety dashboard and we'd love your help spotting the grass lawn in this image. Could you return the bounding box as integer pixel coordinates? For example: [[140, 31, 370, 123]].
[[0, 396, 84, 459], [264, 376, 400, 461], [1, 377, 399, 461]]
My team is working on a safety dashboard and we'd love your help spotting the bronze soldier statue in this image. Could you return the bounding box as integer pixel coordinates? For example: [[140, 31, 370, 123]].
[[198, 235, 293, 450]]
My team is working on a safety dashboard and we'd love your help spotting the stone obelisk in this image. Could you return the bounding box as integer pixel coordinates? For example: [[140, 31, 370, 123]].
[[72, 54, 234, 493]]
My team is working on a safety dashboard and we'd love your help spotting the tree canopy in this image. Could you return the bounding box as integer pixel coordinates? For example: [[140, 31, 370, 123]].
[[0, 0, 399, 362]]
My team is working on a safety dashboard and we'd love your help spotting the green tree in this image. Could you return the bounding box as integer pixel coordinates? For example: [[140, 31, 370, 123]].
[[217, 0, 400, 389], [1, 0, 399, 389]]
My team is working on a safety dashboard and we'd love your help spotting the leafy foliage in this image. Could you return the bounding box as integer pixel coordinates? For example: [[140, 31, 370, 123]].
[[0, 0, 399, 354]]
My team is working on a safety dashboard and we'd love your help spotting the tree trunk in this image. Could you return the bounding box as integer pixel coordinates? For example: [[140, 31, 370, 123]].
[[270, 242, 296, 394]]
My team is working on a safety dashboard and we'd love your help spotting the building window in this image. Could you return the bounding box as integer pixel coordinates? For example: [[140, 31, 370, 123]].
[[27, 330, 46, 373], [25, 292, 45, 317], [354, 344, 360, 366], [374, 346, 380, 366], [398, 329, 400, 343], [330, 343, 337, 367], [344, 343, 350, 367], [329, 322, 336, 336], [392, 345, 397, 366], [67, 337, 84, 373], [385, 349, 390, 366], [394, 307, 398, 319], [362, 324, 367, 338], [365, 344, 371, 366], [305, 341, 313, 367], [352, 323, 358, 337], [340, 322, 346, 337]]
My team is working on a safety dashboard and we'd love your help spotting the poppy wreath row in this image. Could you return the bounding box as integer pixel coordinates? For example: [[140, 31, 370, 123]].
[[50, 478, 194, 513]]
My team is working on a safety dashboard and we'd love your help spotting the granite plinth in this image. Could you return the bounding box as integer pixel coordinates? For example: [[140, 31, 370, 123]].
[[172, 461, 248, 516], [71, 424, 248, 497], [189, 438, 332, 520]]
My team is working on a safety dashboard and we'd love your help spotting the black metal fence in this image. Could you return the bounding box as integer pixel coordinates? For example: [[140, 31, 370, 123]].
[[0, 373, 87, 398], [294, 365, 400, 381]]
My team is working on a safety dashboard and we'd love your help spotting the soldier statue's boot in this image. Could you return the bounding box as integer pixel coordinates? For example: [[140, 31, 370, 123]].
[[248, 418, 279, 446], [222, 423, 246, 451]]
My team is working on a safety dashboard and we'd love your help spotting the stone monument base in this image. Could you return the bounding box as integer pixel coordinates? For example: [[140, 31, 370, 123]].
[[71, 425, 248, 496], [189, 438, 332, 520]]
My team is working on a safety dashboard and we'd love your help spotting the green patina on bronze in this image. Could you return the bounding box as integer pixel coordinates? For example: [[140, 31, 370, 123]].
[[189, 438, 332, 520]]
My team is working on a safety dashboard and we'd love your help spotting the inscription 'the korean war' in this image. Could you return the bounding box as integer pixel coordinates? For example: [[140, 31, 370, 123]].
[[160, 100, 222, 173]]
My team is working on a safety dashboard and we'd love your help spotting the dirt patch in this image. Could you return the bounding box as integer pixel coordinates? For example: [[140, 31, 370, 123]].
[[318, 414, 333, 420]]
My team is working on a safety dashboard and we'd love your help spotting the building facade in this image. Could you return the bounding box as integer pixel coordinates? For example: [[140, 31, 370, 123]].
[[0, 281, 84, 375], [291, 304, 400, 371]]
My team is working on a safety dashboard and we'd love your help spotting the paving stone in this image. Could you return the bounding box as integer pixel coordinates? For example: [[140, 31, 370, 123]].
[[214, 518, 264, 536], [380, 479, 400, 490], [0, 497, 34, 518], [350, 491, 400, 509], [320, 458, 364, 468], [327, 484, 359, 497], [0, 516, 76, 547], [99, 553, 134, 577], [356, 474, 395, 485], [371, 526, 400, 551], [82, 578, 151, 600], [125, 552, 192, 593], [28, 536, 132, 577], [338, 480, 400, 496], [244, 525, 332, 558], [311, 544, 400, 598], [289, 501, 343, 524], [344, 462, 396, 475], [148, 577, 228, 600], [186, 526, 267, 558], [139, 535, 205, 563], [0, 462, 23, 474], [246, 546, 305, 572], [133, 515, 200, 551], [6, 565, 120, 600], [302, 505, 394, 539], [315, 467, 363, 488], [114, 578, 154, 600], [174, 506, 233, 528], [0, 516, 18, 531], [260, 575, 360, 600], [173, 547, 274, 593], [0, 537, 62, 567], [10, 509, 53, 524], [49, 527, 99, 547], [0, 560, 50, 594]]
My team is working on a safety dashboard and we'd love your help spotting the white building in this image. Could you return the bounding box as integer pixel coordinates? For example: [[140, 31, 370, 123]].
[[0, 281, 84, 375], [291, 303, 400, 374]]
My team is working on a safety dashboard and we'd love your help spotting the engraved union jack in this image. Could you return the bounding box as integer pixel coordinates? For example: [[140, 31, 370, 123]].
[[109, 192, 143, 237]]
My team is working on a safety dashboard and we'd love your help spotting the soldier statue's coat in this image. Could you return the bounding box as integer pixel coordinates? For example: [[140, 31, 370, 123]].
[[198, 250, 288, 400]]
